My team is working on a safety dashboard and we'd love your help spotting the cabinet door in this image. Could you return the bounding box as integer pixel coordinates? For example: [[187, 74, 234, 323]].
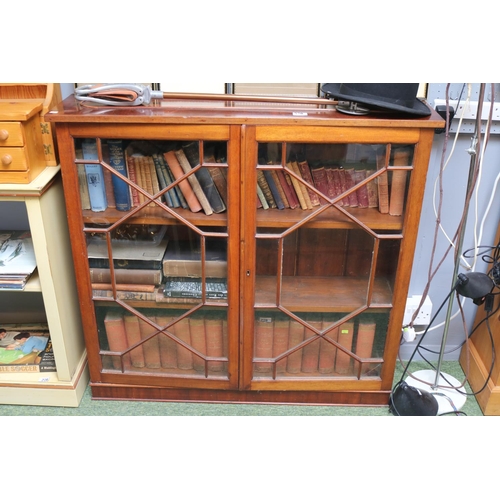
[[63, 125, 240, 390], [241, 126, 419, 390]]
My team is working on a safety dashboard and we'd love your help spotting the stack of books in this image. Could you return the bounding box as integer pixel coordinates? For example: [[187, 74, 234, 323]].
[[0, 231, 37, 290]]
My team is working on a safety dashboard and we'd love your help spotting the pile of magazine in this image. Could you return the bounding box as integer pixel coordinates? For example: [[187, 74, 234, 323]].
[[0, 231, 37, 290]]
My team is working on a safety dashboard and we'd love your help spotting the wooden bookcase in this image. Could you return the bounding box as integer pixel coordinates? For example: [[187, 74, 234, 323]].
[[46, 95, 443, 405], [0, 167, 88, 406]]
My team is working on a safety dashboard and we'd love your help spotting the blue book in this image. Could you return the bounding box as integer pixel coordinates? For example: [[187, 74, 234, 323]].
[[82, 139, 107, 212], [107, 139, 131, 211]]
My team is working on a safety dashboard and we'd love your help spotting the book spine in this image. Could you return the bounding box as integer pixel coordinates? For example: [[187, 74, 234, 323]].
[[207, 166, 229, 207], [286, 320, 305, 373], [107, 139, 131, 211], [104, 311, 130, 370], [89, 267, 162, 285], [139, 318, 161, 369], [354, 169, 369, 208], [335, 321, 354, 374], [286, 162, 309, 210], [123, 314, 145, 368], [182, 142, 226, 213], [189, 314, 207, 372], [318, 325, 338, 374], [155, 314, 178, 369], [298, 160, 321, 206], [301, 316, 321, 373], [365, 169, 379, 208], [355, 321, 376, 375], [276, 169, 299, 209], [376, 153, 389, 213], [389, 148, 410, 216], [162, 153, 188, 208], [92, 289, 156, 301], [82, 139, 107, 212], [152, 153, 175, 207], [174, 317, 193, 370], [273, 316, 290, 374], [270, 170, 289, 208], [254, 315, 274, 374], [174, 149, 213, 215], [256, 183, 269, 209], [263, 169, 285, 209], [338, 168, 349, 206], [344, 168, 359, 207], [327, 167, 343, 205], [206, 311, 225, 372], [310, 166, 329, 205], [125, 154, 141, 207], [257, 170, 276, 208], [77, 163, 91, 210]]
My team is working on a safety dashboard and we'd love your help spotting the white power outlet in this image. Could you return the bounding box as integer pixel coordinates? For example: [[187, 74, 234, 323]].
[[403, 295, 433, 326]]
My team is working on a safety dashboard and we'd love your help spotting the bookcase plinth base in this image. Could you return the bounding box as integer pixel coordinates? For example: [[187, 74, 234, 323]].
[[89, 383, 392, 407]]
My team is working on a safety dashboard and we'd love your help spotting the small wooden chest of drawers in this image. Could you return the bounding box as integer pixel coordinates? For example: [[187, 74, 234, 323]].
[[0, 101, 47, 183]]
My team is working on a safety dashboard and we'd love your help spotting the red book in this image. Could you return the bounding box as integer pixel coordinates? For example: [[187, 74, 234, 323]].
[[174, 317, 193, 370], [298, 160, 321, 206], [355, 321, 376, 375], [156, 313, 178, 369], [276, 169, 299, 209], [125, 154, 140, 207], [354, 169, 369, 208], [365, 169, 379, 208], [310, 166, 329, 205], [343, 168, 359, 207], [273, 315, 290, 374], [254, 315, 274, 374], [287, 320, 305, 374], [326, 167, 344, 206], [337, 168, 349, 206], [104, 311, 130, 370], [205, 310, 225, 372], [189, 313, 207, 372], [139, 317, 161, 369], [123, 314, 145, 368], [318, 325, 338, 374], [301, 315, 322, 373], [335, 322, 354, 374]]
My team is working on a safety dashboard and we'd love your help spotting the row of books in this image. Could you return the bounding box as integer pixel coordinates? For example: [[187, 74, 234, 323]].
[[0, 231, 37, 290], [103, 310, 228, 373], [254, 315, 377, 376], [79, 139, 227, 215]]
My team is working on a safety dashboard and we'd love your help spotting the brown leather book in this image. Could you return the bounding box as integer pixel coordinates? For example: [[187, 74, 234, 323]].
[[189, 313, 206, 372], [298, 160, 321, 206], [273, 314, 290, 374], [335, 321, 354, 374], [276, 168, 299, 208], [139, 317, 161, 369], [318, 325, 338, 374], [389, 147, 410, 216], [301, 315, 322, 373], [123, 314, 145, 368], [205, 310, 225, 372], [287, 320, 305, 374], [104, 311, 130, 370], [254, 315, 274, 374], [355, 321, 376, 375], [155, 313, 178, 369], [174, 317, 193, 370]]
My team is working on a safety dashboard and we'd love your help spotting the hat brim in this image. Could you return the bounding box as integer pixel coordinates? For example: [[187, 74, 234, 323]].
[[321, 83, 431, 117]]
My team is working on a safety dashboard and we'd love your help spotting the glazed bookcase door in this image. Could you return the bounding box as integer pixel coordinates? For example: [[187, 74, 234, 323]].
[[64, 125, 240, 390], [241, 126, 418, 391]]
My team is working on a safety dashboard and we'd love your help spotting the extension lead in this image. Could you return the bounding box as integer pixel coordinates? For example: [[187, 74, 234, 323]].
[[402, 326, 416, 342]]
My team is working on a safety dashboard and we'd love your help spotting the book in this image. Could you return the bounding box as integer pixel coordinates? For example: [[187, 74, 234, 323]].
[[318, 325, 339, 374], [89, 267, 163, 285], [175, 148, 214, 215], [355, 320, 376, 375], [276, 168, 299, 209], [263, 170, 285, 209], [174, 317, 193, 370], [152, 152, 177, 207], [254, 315, 274, 374], [104, 311, 130, 370], [273, 314, 290, 374], [87, 237, 169, 270], [298, 159, 321, 207], [163, 150, 203, 213], [205, 310, 225, 372], [365, 169, 379, 208], [389, 147, 410, 216], [310, 166, 329, 205], [189, 313, 206, 372], [91, 283, 156, 292], [286, 161, 309, 210], [286, 320, 305, 374], [376, 152, 389, 213], [301, 315, 322, 373], [182, 142, 226, 213], [162, 238, 227, 278], [125, 153, 141, 207], [123, 314, 145, 368], [204, 147, 229, 207], [82, 139, 107, 212], [107, 139, 131, 211], [155, 313, 178, 369], [256, 183, 269, 209], [335, 321, 354, 374], [354, 169, 369, 208], [163, 277, 227, 299], [139, 317, 161, 369], [0, 231, 37, 290], [77, 162, 91, 210], [93, 288, 156, 301], [257, 170, 276, 208], [343, 168, 359, 207], [0, 325, 55, 373], [327, 167, 344, 205]]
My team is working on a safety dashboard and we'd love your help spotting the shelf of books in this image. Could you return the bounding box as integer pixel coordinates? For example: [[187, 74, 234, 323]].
[[0, 166, 88, 406], [45, 97, 442, 404]]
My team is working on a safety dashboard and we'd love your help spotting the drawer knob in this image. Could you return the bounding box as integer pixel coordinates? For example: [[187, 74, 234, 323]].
[[1, 154, 12, 166], [0, 129, 8, 141]]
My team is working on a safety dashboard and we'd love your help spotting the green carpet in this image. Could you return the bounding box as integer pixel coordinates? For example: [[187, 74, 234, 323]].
[[0, 361, 484, 416]]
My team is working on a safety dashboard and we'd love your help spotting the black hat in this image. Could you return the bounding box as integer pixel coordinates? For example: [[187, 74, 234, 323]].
[[321, 83, 431, 117]]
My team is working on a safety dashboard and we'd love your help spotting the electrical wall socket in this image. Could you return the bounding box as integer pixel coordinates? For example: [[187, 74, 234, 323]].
[[403, 295, 433, 326]]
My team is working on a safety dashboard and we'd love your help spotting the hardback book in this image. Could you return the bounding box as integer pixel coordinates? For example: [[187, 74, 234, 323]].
[[86, 237, 169, 270], [204, 147, 229, 207], [286, 320, 305, 374], [89, 267, 163, 285], [0, 231, 37, 290], [355, 320, 376, 375], [174, 148, 213, 215], [365, 169, 379, 208], [162, 238, 227, 278], [343, 168, 359, 207], [152, 153, 177, 207], [256, 183, 269, 209], [181, 142, 226, 213], [257, 170, 276, 208], [389, 147, 410, 216], [263, 169, 285, 209], [123, 314, 145, 368], [354, 169, 370, 208], [163, 150, 203, 213], [155, 313, 178, 369], [0, 325, 55, 373], [125, 154, 141, 207], [276, 168, 299, 209], [92, 288, 156, 301], [91, 283, 156, 292], [205, 310, 225, 372], [104, 311, 130, 370], [318, 325, 339, 374], [102, 167, 116, 209], [337, 168, 349, 206], [301, 315, 322, 373], [188, 313, 206, 372], [298, 160, 321, 207], [272, 314, 290, 374], [286, 161, 310, 210], [310, 166, 330, 205], [139, 317, 161, 369], [335, 321, 354, 374], [326, 167, 344, 205], [254, 315, 274, 374], [174, 317, 193, 370], [376, 153, 389, 214], [77, 162, 91, 210], [82, 139, 107, 212], [107, 139, 131, 211], [163, 277, 227, 299]]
